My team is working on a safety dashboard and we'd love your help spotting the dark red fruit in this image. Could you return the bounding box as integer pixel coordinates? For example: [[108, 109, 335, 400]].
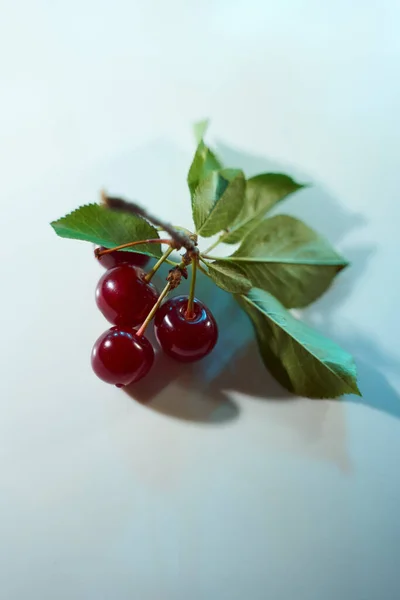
[[96, 246, 149, 270], [154, 296, 218, 362], [91, 327, 154, 386], [96, 264, 159, 327]]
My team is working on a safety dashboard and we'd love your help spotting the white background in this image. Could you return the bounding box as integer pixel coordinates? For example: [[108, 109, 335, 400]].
[[1, 1, 400, 599]]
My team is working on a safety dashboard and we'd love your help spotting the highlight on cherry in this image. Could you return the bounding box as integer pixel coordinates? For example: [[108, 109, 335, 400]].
[[89, 219, 218, 387]]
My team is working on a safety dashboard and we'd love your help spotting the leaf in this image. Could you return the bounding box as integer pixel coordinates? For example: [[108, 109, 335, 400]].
[[223, 173, 305, 244], [192, 168, 246, 237], [193, 119, 210, 144], [205, 260, 252, 294], [187, 135, 222, 198], [237, 288, 361, 399], [50, 204, 162, 258], [219, 215, 347, 308]]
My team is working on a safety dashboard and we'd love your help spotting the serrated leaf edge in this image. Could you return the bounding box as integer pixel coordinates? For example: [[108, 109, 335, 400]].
[[239, 292, 362, 398]]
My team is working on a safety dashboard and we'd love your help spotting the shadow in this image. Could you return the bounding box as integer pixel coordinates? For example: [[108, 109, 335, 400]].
[[204, 338, 293, 402], [353, 357, 400, 418], [123, 350, 240, 425], [123, 263, 292, 425], [115, 140, 398, 443], [215, 141, 367, 243], [216, 143, 400, 419], [306, 244, 375, 314], [123, 269, 243, 425], [304, 316, 400, 420]]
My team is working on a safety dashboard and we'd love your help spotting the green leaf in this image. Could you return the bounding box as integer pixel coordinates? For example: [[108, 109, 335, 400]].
[[193, 119, 210, 144], [192, 168, 246, 237], [237, 288, 361, 399], [50, 204, 162, 258], [219, 215, 347, 308], [187, 139, 222, 198], [223, 173, 305, 244], [205, 260, 252, 294]]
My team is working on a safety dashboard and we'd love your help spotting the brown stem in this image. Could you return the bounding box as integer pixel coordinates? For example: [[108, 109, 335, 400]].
[[102, 192, 198, 254], [136, 283, 171, 338]]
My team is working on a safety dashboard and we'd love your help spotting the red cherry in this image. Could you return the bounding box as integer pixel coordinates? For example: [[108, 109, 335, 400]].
[[91, 327, 154, 386], [96, 246, 149, 269], [154, 296, 218, 362], [96, 264, 159, 327]]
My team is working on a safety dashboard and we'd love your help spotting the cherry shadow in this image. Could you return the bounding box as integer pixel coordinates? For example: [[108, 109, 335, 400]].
[[123, 256, 294, 424], [123, 349, 241, 425]]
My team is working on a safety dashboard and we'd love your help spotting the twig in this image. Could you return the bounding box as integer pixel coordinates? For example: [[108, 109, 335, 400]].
[[102, 192, 198, 254]]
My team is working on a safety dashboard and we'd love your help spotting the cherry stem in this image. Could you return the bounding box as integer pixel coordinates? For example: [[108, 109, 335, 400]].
[[145, 246, 175, 282], [185, 257, 197, 320], [136, 282, 171, 338], [97, 239, 170, 257]]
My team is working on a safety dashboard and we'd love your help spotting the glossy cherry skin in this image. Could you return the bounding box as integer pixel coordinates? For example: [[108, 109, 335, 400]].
[[91, 327, 154, 386], [96, 264, 159, 327], [96, 246, 149, 270], [154, 296, 218, 362]]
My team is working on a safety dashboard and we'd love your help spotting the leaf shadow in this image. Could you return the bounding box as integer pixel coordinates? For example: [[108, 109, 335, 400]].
[[304, 314, 400, 421], [116, 139, 399, 450], [216, 142, 400, 421], [123, 327, 242, 426], [215, 141, 366, 244]]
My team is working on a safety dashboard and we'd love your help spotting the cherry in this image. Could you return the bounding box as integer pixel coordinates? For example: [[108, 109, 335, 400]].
[[96, 264, 159, 327], [154, 295, 218, 362], [96, 246, 149, 270], [91, 326, 154, 386]]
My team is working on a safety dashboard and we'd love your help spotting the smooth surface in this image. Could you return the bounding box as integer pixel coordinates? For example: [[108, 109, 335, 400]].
[[1, 1, 400, 599], [96, 264, 159, 327], [91, 327, 155, 386], [154, 296, 219, 362]]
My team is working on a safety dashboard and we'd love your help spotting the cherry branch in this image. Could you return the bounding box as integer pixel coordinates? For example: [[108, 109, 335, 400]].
[[102, 192, 198, 254]]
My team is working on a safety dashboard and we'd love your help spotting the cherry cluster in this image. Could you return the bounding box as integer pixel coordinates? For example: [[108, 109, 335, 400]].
[[92, 248, 218, 387]]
